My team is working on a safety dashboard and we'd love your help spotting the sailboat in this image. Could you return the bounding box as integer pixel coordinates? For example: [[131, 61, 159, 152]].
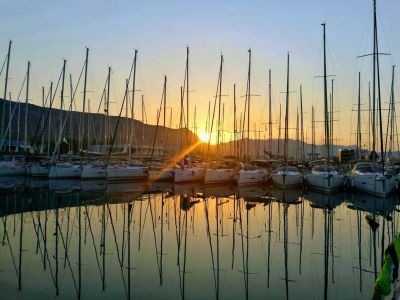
[[0, 41, 27, 176], [106, 50, 149, 181], [0, 156, 26, 176], [349, 0, 397, 197], [174, 47, 206, 183], [148, 75, 174, 181], [271, 53, 302, 188], [48, 59, 81, 179], [81, 66, 111, 179], [204, 54, 237, 184], [306, 23, 344, 193], [236, 49, 267, 186], [31, 83, 54, 177]]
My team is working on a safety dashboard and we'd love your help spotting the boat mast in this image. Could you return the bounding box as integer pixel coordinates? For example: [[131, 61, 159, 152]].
[[104, 67, 111, 153], [322, 23, 330, 162], [141, 94, 145, 143], [222, 103, 225, 155], [163, 74, 167, 155], [185, 47, 189, 147], [129, 49, 138, 164], [58, 60, 66, 159], [312, 106, 315, 160], [392, 66, 399, 157], [194, 105, 197, 147], [23, 61, 30, 152], [8, 91, 11, 151], [149, 75, 167, 166], [330, 79, 334, 156], [246, 49, 251, 161], [47, 83, 53, 156], [80, 47, 89, 152], [125, 79, 129, 146], [373, 0, 385, 169], [206, 54, 223, 163], [385, 65, 397, 157], [368, 82, 371, 151], [357, 72, 362, 159], [1, 40, 11, 142], [87, 99, 91, 148], [371, 0, 377, 161], [180, 86, 184, 151], [16, 91, 21, 152], [217, 54, 223, 160], [300, 85, 304, 161], [268, 69, 272, 154], [296, 107, 299, 160], [278, 103, 281, 157], [233, 84, 237, 158], [41, 86, 45, 153], [163, 76, 167, 159], [284, 52, 290, 164], [69, 75, 73, 154]]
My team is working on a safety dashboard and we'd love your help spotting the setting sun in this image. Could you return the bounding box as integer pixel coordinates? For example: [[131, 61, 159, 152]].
[[198, 132, 210, 143]]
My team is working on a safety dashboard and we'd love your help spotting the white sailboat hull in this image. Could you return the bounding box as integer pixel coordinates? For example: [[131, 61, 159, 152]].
[[106, 166, 149, 181], [349, 174, 397, 198], [31, 165, 49, 178], [81, 165, 107, 179], [0, 161, 26, 176], [148, 169, 174, 181], [236, 169, 266, 186], [306, 173, 344, 193], [271, 172, 302, 189], [49, 164, 82, 179], [174, 167, 205, 183], [0, 165, 26, 176], [204, 168, 236, 184]]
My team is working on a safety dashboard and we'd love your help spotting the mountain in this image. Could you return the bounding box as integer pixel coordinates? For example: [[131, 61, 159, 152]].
[[0, 98, 198, 156]]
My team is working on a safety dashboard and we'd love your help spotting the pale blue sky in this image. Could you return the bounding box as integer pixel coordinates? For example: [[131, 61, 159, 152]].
[[1, 0, 399, 145]]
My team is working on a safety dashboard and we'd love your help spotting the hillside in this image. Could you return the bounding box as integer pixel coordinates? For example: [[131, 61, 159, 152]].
[[0, 98, 198, 155]]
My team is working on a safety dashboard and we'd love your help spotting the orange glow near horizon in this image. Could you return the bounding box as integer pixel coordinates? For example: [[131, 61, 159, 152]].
[[197, 131, 218, 145], [198, 132, 210, 143], [147, 140, 202, 183]]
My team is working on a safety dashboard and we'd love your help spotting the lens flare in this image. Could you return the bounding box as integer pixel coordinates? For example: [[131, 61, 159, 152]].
[[199, 132, 210, 143]]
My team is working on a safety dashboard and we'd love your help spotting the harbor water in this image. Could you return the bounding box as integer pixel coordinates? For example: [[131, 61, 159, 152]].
[[0, 178, 398, 299]]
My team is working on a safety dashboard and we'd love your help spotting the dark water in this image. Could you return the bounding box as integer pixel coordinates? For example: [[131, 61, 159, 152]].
[[0, 178, 399, 299]]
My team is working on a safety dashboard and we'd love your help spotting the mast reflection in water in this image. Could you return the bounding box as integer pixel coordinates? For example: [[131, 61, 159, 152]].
[[0, 179, 398, 299]]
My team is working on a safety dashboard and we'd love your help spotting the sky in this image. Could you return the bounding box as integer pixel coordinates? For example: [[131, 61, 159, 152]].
[[1, 0, 400, 146]]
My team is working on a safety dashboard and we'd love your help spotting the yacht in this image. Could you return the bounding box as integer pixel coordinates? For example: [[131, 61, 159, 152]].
[[30, 162, 50, 178], [81, 163, 107, 179], [204, 167, 236, 184], [106, 164, 149, 181], [306, 164, 344, 193], [349, 161, 397, 197], [271, 166, 302, 189], [174, 165, 205, 183], [236, 167, 267, 186], [148, 166, 174, 181], [0, 158, 26, 176], [48, 163, 82, 179], [204, 159, 237, 184]]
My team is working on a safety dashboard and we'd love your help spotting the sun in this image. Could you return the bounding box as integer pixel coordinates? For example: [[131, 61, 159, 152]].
[[198, 132, 210, 143]]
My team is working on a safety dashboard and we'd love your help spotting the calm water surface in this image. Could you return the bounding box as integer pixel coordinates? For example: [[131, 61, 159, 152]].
[[0, 178, 399, 299]]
